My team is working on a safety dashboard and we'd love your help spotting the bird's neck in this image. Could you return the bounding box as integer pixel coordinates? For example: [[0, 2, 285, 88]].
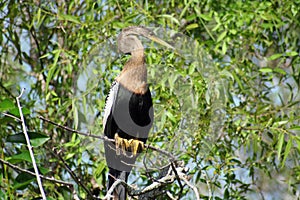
[[116, 50, 148, 94]]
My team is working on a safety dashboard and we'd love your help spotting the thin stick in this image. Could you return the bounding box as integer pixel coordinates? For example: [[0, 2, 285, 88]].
[[48, 147, 98, 199], [171, 162, 184, 198], [17, 88, 46, 200], [0, 158, 73, 186], [3, 113, 21, 121]]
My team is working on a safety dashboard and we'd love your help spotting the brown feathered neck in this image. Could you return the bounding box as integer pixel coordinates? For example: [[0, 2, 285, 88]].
[[116, 49, 148, 94]]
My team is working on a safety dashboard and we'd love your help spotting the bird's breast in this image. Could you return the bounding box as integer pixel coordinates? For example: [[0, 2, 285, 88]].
[[112, 83, 153, 139]]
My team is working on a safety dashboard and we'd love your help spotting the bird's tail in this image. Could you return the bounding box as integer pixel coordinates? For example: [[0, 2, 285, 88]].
[[107, 168, 129, 200]]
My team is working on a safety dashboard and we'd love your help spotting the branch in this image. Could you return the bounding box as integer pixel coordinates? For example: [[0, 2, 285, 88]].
[[97, 162, 200, 200], [130, 163, 182, 196], [3, 112, 21, 121], [102, 179, 127, 200], [0, 158, 73, 187], [139, 162, 200, 200], [37, 117, 201, 199], [130, 162, 200, 200], [171, 161, 184, 199], [181, 175, 200, 200], [47, 147, 100, 200], [17, 88, 46, 200], [38, 116, 176, 160]]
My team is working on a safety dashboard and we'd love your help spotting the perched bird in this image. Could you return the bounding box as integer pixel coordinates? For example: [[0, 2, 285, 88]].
[[103, 26, 174, 200]]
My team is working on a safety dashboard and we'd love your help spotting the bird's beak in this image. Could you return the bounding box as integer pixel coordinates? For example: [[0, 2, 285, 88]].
[[147, 35, 175, 50]]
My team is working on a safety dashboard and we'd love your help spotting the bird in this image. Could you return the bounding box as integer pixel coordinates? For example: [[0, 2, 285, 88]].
[[103, 26, 174, 200]]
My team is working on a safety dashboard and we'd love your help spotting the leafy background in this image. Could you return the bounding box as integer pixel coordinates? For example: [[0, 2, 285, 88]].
[[0, 0, 300, 199]]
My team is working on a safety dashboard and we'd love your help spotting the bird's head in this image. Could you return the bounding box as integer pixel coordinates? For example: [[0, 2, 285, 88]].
[[117, 26, 174, 55]]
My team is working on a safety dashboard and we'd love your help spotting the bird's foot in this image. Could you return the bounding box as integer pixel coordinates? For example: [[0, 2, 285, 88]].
[[115, 134, 144, 156]]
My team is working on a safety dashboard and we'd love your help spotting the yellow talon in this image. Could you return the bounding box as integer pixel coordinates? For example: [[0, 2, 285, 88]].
[[131, 139, 144, 156], [114, 134, 144, 156], [115, 133, 122, 155]]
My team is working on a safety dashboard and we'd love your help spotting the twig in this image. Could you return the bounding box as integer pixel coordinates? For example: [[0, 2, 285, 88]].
[[38, 116, 176, 160], [166, 191, 177, 200], [0, 158, 73, 186], [103, 179, 127, 200], [48, 147, 99, 199], [133, 163, 199, 200], [180, 175, 200, 200], [171, 161, 184, 198], [129, 164, 182, 197], [17, 88, 46, 200], [2, 113, 21, 121], [204, 170, 213, 199]]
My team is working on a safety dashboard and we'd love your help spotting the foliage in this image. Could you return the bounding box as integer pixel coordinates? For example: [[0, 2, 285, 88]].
[[0, 0, 300, 199]]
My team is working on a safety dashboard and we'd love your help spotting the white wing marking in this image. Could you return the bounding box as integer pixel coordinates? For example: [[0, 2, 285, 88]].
[[103, 81, 119, 128]]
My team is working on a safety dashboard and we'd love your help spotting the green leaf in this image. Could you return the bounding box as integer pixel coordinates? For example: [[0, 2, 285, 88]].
[[231, 71, 244, 91], [13, 166, 50, 190], [58, 13, 81, 24], [277, 132, 284, 161], [14, 172, 35, 190], [72, 99, 79, 129], [9, 107, 30, 117], [95, 161, 106, 177], [285, 51, 298, 57], [165, 111, 176, 123], [199, 13, 212, 21], [289, 126, 300, 131], [8, 151, 32, 163], [281, 137, 293, 168], [222, 41, 227, 54], [273, 120, 288, 127], [157, 14, 180, 25], [6, 132, 50, 147], [217, 31, 227, 42], [259, 68, 273, 73], [268, 53, 282, 61], [65, 152, 76, 160], [186, 23, 199, 30], [273, 67, 286, 75], [0, 99, 15, 111]]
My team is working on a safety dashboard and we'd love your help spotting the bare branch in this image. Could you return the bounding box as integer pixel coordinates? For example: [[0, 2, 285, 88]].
[[0, 158, 73, 186], [38, 116, 176, 160], [17, 88, 46, 200], [130, 163, 182, 196], [171, 161, 184, 198], [129, 162, 200, 200]]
